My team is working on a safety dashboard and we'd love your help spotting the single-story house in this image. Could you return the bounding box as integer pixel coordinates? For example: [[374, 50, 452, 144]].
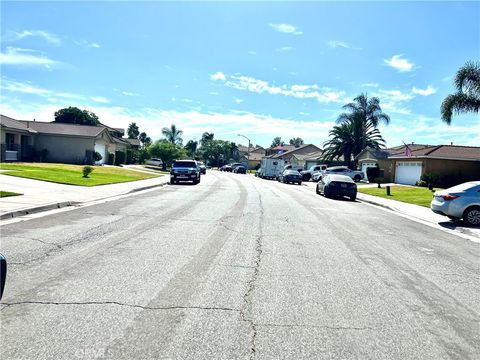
[[270, 144, 323, 169], [356, 144, 480, 185], [0, 114, 134, 164], [265, 144, 296, 156], [237, 145, 266, 169]]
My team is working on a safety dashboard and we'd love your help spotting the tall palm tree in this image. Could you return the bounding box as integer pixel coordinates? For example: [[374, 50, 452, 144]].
[[184, 140, 198, 158], [338, 93, 390, 128], [441, 61, 480, 125], [162, 124, 183, 145], [323, 119, 385, 167]]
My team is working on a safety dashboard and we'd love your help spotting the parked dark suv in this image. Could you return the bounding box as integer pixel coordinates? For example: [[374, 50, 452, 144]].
[[170, 160, 201, 184]]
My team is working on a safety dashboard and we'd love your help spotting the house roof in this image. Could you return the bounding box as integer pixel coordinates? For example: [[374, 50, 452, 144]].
[[17, 120, 107, 137], [271, 144, 322, 159], [240, 152, 264, 161], [389, 144, 480, 161], [270, 144, 296, 152], [291, 150, 324, 161], [125, 138, 141, 146], [237, 144, 265, 154], [0, 114, 37, 133]]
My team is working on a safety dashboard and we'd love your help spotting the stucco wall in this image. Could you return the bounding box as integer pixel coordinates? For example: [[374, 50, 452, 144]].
[[34, 135, 94, 164], [424, 159, 480, 182]]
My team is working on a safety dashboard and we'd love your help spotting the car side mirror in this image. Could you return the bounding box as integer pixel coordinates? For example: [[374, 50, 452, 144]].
[[0, 254, 6, 300]]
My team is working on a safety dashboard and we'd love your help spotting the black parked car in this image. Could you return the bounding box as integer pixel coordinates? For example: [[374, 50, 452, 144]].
[[170, 160, 201, 184], [316, 174, 357, 201], [277, 170, 302, 185], [198, 162, 207, 174], [233, 165, 247, 174]]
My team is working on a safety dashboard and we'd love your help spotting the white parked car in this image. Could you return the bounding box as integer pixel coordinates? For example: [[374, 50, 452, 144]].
[[431, 181, 480, 226], [145, 158, 163, 166], [322, 166, 364, 182]]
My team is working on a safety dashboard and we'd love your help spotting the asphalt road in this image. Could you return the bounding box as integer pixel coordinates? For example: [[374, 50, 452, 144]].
[[1, 171, 479, 359]]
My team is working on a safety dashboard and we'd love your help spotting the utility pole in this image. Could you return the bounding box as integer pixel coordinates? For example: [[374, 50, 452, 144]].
[[237, 134, 251, 171]]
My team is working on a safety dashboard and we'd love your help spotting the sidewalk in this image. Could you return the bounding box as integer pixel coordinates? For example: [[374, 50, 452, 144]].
[[0, 174, 170, 220], [356, 191, 480, 240]]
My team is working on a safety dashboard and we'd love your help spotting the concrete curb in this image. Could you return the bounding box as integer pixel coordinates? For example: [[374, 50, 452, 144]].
[[0, 181, 170, 221], [0, 201, 80, 220], [356, 194, 397, 212]]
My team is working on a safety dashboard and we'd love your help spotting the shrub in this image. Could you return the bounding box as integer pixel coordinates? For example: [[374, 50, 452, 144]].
[[82, 166, 93, 178], [416, 180, 428, 187], [93, 151, 103, 163], [373, 177, 384, 188], [421, 172, 440, 190], [366, 166, 380, 182], [108, 153, 115, 165], [115, 150, 125, 165]]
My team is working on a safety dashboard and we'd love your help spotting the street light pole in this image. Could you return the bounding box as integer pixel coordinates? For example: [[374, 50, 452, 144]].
[[237, 134, 251, 171]]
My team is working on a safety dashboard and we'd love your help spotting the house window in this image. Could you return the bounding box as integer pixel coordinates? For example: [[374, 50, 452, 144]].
[[5, 133, 15, 151]]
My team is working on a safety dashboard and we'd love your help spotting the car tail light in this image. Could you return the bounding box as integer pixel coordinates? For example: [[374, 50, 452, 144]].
[[442, 195, 459, 201]]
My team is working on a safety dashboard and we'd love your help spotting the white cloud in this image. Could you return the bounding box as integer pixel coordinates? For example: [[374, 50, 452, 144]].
[[0, 79, 50, 96], [211, 72, 345, 104], [234, 98, 244, 104], [248, 50, 257, 55], [361, 83, 379, 88], [384, 54, 415, 72], [121, 91, 140, 97], [91, 96, 109, 103], [3, 30, 61, 45], [327, 40, 361, 50], [277, 46, 293, 52], [209, 71, 226, 81], [411, 85, 437, 96], [90, 43, 101, 48], [0, 47, 59, 68], [269, 23, 303, 35]]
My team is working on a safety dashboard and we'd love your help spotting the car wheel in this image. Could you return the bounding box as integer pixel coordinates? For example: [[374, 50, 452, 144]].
[[354, 175, 361, 182], [324, 186, 330, 198], [350, 194, 356, 201], [171, 179, 176, 184], [298, 182, 302, 185], [463, 207, 480, 226], [316, 186, 320, 195]]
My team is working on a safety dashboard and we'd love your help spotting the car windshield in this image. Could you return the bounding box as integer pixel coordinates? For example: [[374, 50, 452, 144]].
[[173, 161, 196, 168]]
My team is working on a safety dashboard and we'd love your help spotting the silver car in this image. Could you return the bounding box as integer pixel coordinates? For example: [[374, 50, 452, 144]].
[[431, 181, 480, 225]]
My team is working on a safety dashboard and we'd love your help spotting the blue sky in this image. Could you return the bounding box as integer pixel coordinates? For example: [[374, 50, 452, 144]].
[[1, 1, 479, 148]]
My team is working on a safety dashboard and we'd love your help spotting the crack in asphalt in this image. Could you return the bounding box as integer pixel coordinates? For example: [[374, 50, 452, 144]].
[[1, 300, 240, 313], [240, 184, 264, 360], [256, 323, 376, 331]]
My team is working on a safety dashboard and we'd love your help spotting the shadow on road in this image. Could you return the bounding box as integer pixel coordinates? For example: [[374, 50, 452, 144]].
[[438, 221, 479, 230]]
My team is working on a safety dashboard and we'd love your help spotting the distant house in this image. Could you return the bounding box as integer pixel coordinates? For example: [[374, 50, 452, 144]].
[[265, 144, 296, 156], [0, 114, 136, 164], [356, 144, 480, 185], [237, 145, 266, 169], [270, 144, 323, 169]]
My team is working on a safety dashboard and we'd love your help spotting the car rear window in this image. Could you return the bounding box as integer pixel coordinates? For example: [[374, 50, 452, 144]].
[[173, 161, 196, 168]]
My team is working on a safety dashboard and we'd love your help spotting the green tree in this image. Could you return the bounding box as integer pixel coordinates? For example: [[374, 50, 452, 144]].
[[323, 115, 385, 168], [162, 124, 183, 145], [200, 132, 214, 147], [441, 61, 480, 124], [289, 137, 304, 147], [149, 140, 187, 171], [271, 137, 284, 147], [139, 132, 152, 147], [184, 140, 198, 158], [127, 122, 140, 139], [338, 93, 390, 128], [54, 107, 100, 126]]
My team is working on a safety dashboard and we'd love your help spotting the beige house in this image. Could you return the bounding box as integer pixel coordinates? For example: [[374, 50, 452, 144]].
[[238, 145, 266, 169], [1, 114, 132, 164], [356, 144, 480, 186], [270, 144, 323, 169]]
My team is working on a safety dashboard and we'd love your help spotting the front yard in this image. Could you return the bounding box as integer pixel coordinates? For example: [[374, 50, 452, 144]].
[[0, 163, 160, 186], [358, 185, 439, 208], [0, 191, 22, 198]]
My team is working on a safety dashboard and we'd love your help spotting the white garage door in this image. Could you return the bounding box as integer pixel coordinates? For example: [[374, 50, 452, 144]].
[[395, 162, 422, 185], [361, 162, 377, 181], [94, 143, 106, 164]]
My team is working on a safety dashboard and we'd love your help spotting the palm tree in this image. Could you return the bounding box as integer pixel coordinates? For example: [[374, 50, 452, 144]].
[[337, 93, 390, 127], [323, 93, 389, 167], [162, 124, 183, 145], [184, 140, 198, 158], [323, 118, 385, 167], [441, 61, 480, 124]]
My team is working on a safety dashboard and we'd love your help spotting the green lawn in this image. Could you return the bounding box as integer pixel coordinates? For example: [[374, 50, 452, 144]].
[[0, 191, 22, 198], [0, 163, 160, 187], [358, 185, 439, 207]]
